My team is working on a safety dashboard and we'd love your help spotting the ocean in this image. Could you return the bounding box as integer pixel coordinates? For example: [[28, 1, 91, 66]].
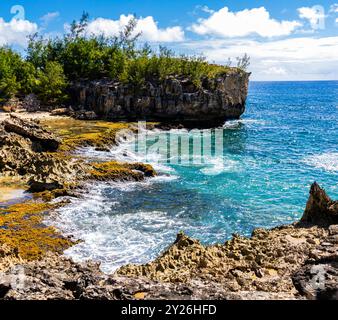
[[49, 81, 338, 273]]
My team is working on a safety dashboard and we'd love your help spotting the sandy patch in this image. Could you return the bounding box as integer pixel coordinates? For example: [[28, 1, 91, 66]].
[[0, 111, 68, 123], [0, 177, 29, 204], [0, 187, 26, 203]]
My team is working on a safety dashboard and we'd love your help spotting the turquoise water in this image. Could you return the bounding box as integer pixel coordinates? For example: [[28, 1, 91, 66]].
[[51, 81, 338, 273]]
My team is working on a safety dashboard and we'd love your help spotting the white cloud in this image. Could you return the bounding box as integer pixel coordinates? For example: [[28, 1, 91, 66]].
[[86, 15, 185, 42], [181, 36, 338, 80], [189, 7, 302, 38], [0, 17, 38, 47], [40, 12, 60, 26], [198, 5, 215, 14], [298, 6, 326, 29], [329, 4, 338, 12], [263, 67, 287, 75]]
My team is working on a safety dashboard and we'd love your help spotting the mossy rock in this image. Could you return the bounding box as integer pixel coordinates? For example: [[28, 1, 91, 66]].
[[89, 161, 156, 182], [0, 201, 75, 261]]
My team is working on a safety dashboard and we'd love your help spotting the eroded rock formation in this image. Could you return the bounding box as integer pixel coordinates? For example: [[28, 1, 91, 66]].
[[71, 71, 250, 126], [0, 115, 336, 300], [301, 182, 338, 226], [3, 115, 60, 152], [0, 116, 156, 192]]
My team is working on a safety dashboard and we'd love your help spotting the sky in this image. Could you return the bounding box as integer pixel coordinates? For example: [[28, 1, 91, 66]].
[[0, 0, 338, 81]]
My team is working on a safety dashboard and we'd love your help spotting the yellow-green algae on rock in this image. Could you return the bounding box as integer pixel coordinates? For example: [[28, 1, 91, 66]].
[[41, 118, 136, 152], [0, 201, 75, 261], [89, 161, 156, 181]]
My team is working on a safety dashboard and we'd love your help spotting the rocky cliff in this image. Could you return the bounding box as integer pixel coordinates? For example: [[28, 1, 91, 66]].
[[70, 70, 250, 126]]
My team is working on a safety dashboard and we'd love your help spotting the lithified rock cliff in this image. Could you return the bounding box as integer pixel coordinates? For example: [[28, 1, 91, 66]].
[[70, 70, 250, 126]]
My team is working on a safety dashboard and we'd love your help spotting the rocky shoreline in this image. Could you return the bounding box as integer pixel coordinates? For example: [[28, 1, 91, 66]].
[[0, 113, 337, 300], [0, 182, 337, 300]]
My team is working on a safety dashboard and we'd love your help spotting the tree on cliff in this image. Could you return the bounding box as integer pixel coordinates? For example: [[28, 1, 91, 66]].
[[0, 13, 248, 107], [35, 61, 68, 105]]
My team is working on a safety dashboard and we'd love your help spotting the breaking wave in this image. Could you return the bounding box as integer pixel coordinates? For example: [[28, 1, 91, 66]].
[[303, 152, 338, 172]]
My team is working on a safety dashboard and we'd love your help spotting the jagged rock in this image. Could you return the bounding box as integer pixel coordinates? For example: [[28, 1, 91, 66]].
[[0, 253, 303, 300], [117, 186, 338, 299], [0, 125, 34, 173], [27, 155, 88, 192], [70, 72, 250, 126], [3, 115, 60, 152], [0, 120, 87, 191], [0, 245, 25, 273], [0, 183, 337, 300], [1, 114, 337, 300], [301, 182, 338, 226]]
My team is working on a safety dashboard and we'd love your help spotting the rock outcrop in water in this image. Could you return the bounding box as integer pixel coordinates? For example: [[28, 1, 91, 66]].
[[301, 182, 338, 226], [70, 71, 250, 126]]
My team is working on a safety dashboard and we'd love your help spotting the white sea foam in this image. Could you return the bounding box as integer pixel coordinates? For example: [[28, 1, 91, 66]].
[[47, 183, 192, 273], [200, 158, 240, 176], [303, 152, 338, 172], [223, 119, 267, 129]]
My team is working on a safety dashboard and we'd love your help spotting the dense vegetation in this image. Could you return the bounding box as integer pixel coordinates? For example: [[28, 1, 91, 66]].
[[0, 13, 249, 106]]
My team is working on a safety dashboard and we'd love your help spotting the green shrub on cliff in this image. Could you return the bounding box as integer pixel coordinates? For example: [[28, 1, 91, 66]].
[[25, 13, 235, 87], [116, 46, 232, 87]]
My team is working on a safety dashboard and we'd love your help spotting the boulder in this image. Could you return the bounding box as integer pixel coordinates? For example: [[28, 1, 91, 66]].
[[22, 94, 41, 112], [73, 110, 98, 120]]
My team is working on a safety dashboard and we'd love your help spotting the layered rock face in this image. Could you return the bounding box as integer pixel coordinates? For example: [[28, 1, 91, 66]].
[[71, 71, 250, 126]]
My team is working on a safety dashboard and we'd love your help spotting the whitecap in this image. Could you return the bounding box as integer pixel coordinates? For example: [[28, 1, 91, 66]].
[[200, 158, 240, 176], [303, 152, 338, 172], [223, 119, 266, 128]]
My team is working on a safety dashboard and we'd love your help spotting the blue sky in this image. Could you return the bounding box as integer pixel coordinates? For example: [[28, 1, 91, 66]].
[[1, 0, 338, 80]]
